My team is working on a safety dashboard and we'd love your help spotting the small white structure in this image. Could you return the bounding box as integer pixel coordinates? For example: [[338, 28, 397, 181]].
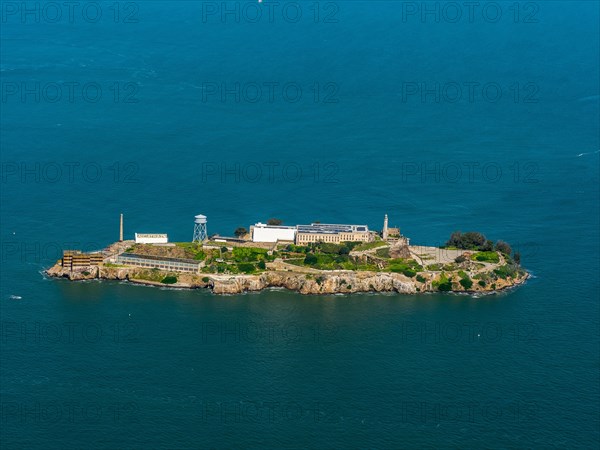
[[251, 222, 296, 243], [135, 233, 168, 244]]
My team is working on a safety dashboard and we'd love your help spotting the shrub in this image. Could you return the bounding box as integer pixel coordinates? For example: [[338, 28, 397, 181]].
[[416, 274, 426, 283], [438, 281, 453, 291], [161, 276, 177, 284], [402, 269, 417, 278], [237, 263, 255, 273], [234, 227, 248, 237], [220, 246, 228, 253], [320, 243, 343, 254], [455, 255, 467, 263], [478, 280, 486, 287], [82, 271, 90, 276], [494, 264, 518, 279], [459, 277, 473, 289], [202, 276, 210, 283], [433, 274, 453, 291], [304, 253, 318, 265], [257, 260, 266, 270]]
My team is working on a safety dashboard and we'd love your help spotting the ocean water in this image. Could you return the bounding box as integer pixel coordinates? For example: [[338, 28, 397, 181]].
[[1, 1, 598, 448]]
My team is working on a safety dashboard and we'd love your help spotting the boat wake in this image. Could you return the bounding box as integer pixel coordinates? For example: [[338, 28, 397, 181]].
[[576, 150, 600, 157]]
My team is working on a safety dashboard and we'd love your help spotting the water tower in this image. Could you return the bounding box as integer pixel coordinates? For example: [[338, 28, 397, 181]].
[[193, 214, 208, 242]]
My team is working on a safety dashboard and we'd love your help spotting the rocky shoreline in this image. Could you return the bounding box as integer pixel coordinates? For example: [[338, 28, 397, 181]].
[[45, 263, 529, 296]]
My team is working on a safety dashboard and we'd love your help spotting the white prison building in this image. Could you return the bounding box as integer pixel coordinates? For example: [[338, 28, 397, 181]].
[[135, 233, 169, 244], [251, 223, 297, 243]]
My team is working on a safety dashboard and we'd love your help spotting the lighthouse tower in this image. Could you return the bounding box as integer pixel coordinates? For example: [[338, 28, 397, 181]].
[[119, 213, 124, 241], [382, 214, 389, 240]]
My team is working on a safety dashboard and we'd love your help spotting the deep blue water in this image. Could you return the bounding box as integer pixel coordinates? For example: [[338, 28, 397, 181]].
[[1, 1, 599, 448]]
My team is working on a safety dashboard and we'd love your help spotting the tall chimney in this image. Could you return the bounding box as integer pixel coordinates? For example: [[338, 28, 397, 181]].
[[383, 214, 389, 240], [119, 213, 124, 241]]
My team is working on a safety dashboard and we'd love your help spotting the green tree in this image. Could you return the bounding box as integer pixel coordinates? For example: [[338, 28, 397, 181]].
[[514, 252, 521, 265], [234, 227, 248, 237], [304, 254, 318, 265], [495, 240, 512, 255]]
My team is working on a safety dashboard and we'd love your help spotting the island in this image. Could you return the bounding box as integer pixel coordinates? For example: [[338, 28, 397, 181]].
[[46, 215, 528, 295]]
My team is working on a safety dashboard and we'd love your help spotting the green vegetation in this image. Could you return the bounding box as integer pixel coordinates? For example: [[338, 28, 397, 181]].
[[446, 231, 490, 250], [232, 247, 268, 262], [495, 240, 512, 255], [237, 263, 256, 274], [82, 271, 90, 276], [387, 259, 422, 278], [234, 227, 248, 237], [446, 231, 521, 264], [478, 280, 486, 287], [416, 274, 426, 283], [459, 277, 473, 289], [375, 247, 390, 258], [161, 275, 178, 284], [202, 276, 210, 283], [304, 254, 318, 265], [433, 273, 453, 292], [353, 241, 387, 252], [494, 264, 519, 279], [471, 251, 500, 263], [257, 260, 266, 270]]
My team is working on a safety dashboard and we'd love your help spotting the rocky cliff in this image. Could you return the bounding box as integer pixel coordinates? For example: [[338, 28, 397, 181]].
[[46, 262, 528, 295]]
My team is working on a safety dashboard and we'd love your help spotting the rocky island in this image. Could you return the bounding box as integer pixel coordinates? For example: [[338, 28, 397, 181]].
[[46, 215, 528, 295]]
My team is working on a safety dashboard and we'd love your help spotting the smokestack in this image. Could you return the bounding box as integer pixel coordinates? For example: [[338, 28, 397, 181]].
[[119, 213, 124, 241]]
